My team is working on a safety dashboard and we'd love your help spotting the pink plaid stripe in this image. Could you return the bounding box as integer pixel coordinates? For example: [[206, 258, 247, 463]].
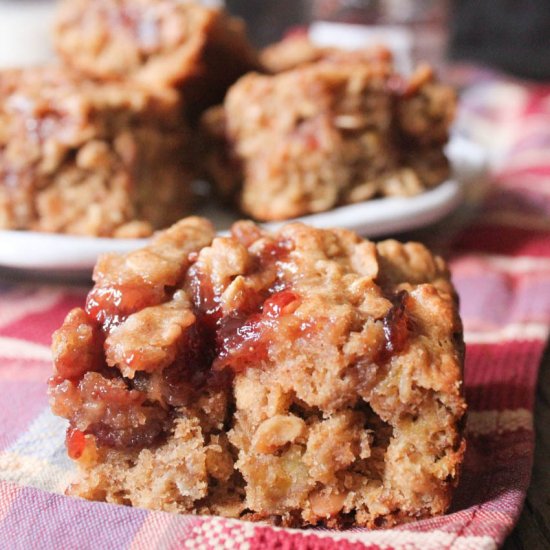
[[1, 79, 550, 549]]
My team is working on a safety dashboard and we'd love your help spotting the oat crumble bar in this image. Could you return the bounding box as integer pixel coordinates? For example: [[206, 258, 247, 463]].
[[201, 58, 455, 221], [50, 216, 466, 528], [0, 67, 193, 237], [53, 0, 260, 121]]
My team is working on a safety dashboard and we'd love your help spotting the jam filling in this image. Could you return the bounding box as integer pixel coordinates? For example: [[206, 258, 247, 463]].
[[377, 290, 411, 363], [184, 238, 298, 374], [66, 427, 86, 460], [52, 235, 300, 451], [214, 290, 300, 372], [50, 368, 170, 451], [86, 283, 165, 333]]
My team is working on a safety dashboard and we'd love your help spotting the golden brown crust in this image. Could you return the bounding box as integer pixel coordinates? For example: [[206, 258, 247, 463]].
[[0, 66, 193, 237], [49, 216, 466, 528], [53, 0, 260, 121], [201, 57, 455, 221]]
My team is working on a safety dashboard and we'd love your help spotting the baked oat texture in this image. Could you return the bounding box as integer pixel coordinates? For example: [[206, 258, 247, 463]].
[[201, 56, 455, 221], [0, 67, 193, 237], [53, 0, 260, 121], [50, 216, 466, 528], [260, 34, 392, 74]]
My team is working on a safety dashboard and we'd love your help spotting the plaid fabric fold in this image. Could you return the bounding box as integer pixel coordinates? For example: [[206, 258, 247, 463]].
[[1, 78, 549, 549]]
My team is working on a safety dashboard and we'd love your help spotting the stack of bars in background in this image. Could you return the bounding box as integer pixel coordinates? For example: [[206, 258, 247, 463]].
[[0, 0, 457, 238], [0, 0, 259, 237]]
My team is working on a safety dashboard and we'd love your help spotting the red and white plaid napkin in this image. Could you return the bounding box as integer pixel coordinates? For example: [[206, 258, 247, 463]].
[[1, 75, 549, 549]]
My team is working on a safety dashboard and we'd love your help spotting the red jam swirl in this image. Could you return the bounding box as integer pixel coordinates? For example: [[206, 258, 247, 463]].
[[66, 427, 86, 460], [214, 290, 300, 372], [378, 290, 410, 362], [54, 235, 301, 452], [86, 283, 164, 333]]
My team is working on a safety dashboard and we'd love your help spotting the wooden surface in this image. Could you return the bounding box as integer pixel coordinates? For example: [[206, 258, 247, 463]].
[[503, 342, 550, 550]]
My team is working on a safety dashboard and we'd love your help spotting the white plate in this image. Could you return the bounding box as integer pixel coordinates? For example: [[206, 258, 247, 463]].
[[0, 137, 487, 274]]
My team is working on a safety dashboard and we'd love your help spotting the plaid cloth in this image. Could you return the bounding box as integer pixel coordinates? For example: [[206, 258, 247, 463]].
[[1, 78, 550, 550]]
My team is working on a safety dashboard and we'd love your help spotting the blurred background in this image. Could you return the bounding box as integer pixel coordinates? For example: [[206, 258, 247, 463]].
[[2, 0, 550, 82]]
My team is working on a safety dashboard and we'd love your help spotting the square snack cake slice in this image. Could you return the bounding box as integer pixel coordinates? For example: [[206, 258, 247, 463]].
[[202, 53, 455, 222], [50, 216, 466, 528], [0, 67, 193, 237], [53, 0, 260, 121]]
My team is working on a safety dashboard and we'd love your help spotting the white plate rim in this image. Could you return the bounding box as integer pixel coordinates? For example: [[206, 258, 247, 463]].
[[0, 136, 487, 272]]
